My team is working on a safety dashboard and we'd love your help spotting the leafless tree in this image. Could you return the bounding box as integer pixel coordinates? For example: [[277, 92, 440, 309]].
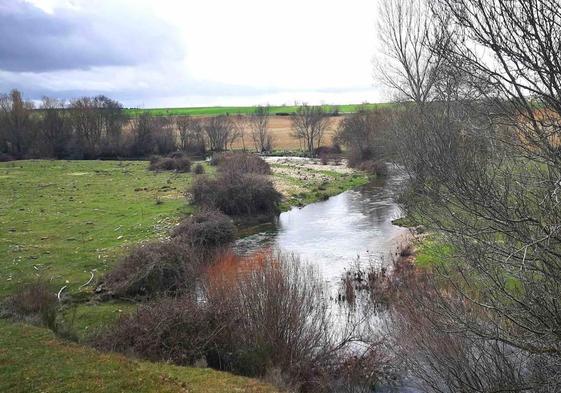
[[204, 115, 232, 152], [334, 106, 393, 164], [130, 112, 155, 157], [68, 95, 124, 158], [0, 89, 36, 157], [376, 0, 448, 104], [37, 97, 69, 158], [249, 106, 272, 153], [291, 105, 331, 156], [231, 113, 249, 151], [176, 116, 206, 154]]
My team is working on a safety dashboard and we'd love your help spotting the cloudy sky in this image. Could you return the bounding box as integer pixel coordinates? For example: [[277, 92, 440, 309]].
[[0, 0, 388, 108]]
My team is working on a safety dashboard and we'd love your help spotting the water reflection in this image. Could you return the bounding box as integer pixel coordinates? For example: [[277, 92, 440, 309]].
[[235, 168, 407, 286]]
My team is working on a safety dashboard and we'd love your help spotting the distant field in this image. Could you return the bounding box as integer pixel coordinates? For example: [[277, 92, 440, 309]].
[[124, 102, 392, 117]]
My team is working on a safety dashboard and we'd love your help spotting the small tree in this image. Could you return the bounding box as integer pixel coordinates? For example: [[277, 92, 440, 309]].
[[231, 114, 248, 151], [291, 104, 330, 157], [0, 89, 36, 157], [249, 106, 272, 153], [205, 115, 232, 152], [176, 116, 206, 154], [130, 112, 154, 157], [38, 97, 70, 158]]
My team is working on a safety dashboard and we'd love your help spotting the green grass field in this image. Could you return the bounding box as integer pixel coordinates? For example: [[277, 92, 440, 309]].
[[0, 319, 277, 393], [0, 160, 202, 297], [124, 102, 392, 117]]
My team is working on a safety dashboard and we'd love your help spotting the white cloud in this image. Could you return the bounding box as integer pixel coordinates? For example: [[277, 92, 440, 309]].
[[1, 0, 387, 106]]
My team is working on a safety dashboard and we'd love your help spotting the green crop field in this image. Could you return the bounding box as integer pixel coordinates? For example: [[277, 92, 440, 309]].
[[124, 102, 392, 117]]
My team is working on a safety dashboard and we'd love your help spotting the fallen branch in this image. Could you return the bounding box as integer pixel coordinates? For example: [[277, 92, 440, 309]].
[[79, 271, 95, 289], [57, 285, 67, 302]]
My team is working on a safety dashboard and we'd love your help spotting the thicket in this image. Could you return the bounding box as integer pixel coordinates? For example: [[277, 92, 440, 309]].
[[193, 152, 280, 217]]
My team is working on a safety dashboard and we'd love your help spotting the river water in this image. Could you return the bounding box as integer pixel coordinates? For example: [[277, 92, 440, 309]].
[[235, 166, 408, 287]]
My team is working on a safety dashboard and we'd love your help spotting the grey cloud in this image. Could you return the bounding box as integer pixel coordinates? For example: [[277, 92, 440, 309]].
[[0, 0, 183, 72]]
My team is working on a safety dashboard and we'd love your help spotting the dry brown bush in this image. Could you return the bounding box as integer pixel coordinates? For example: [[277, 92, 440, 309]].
[[102, 240, 201, 299], [1, 281, 57, 330], [211, 151, 271, 175], [148, 154, 191, 172], [191, 173, 281, 217], [171, 209, 236, 248]]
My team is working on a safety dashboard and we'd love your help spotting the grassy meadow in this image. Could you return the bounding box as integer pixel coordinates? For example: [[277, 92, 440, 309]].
[[124, 102, 392, 117], [0, 159, 367, 298], [0, 319, 277, 393]]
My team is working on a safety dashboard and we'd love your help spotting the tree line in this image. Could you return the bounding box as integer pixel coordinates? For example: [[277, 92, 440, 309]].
[[0, 90, 345, 161]]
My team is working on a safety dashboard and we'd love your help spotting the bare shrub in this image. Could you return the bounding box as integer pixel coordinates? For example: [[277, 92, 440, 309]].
[[94, 296, 215, 365], [212, 151, 271, 175], [193, 163, 205, 174], [356, 160, 388, 177], [205, 251, 369, 387], [191, 173, 281, 217], [102, 240, 200, 299], [148, 154, 191, 172], [1, 281, 57, 330], [97, 250, 391, 391], [171, 209, 236, 249]]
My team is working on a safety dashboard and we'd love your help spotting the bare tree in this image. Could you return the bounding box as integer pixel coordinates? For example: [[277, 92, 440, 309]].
[[68, 95, 124, 158], [0, 89, 36, 157], [380, 1, 561, 391], [176, 116, 206, 154], [38, 97, 69, 158], [291, 104, 330, 157], [204, 115, 232, 152], [231, 113, 249, 151], [130, 112, 155, 157], [376, 0, 448, 104], [334, 106, 393, 164], [249, 106, 272, 153]]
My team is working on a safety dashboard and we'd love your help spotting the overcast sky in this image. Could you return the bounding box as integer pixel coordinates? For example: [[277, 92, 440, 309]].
[[0, 0, 388, 108]]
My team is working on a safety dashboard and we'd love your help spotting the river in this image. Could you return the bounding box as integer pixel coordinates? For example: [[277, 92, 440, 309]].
[[235, 165, 408, 287], [235, 165, 423, 392]]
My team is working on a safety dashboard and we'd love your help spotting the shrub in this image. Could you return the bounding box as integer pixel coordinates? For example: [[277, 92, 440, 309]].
[[171, 210, 236, 248], [191, 173, 281, 216], [97, 251, 391, 390], [211, 151, 271, 175], [1, 281, 57, 329], [315, 144, 342, 156], [356, 160, 388, 176], [102, 240, 200, 299], [148, 154, 191, 172], [94, 296, 214, 365], [193, 163, 205, 174]]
